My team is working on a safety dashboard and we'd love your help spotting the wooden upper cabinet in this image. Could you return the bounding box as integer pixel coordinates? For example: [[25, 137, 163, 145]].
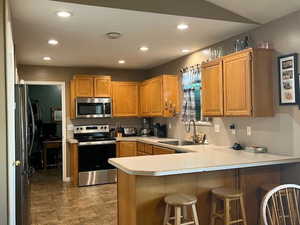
[[201, 48, 274, 117], [74, 75, 94, 97], [202, 59, 224, 117], [140, 75, 179, 117], [163, 75, 180, 117], [149, 77, 163, 116], [140, 82, 151, 116], [69, 79, 76, 119], [112, 82, 139, 117], [94, 76, 111, 97], [223, 51, 252, 116]]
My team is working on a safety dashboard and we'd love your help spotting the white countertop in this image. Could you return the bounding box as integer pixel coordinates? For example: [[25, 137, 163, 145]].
[[110, 137, 300, 176]]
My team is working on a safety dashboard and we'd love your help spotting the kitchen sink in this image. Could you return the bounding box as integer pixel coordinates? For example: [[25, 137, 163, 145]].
[[158, 140, 198, 146]]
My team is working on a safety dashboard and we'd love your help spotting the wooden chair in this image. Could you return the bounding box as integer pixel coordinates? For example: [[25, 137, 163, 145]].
[[163, 193, 199, 225], [261, 184, 300, 225], [210, 187, 247, 225]]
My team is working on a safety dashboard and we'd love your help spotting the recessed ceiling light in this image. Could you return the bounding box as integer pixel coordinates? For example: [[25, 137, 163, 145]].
[[182, 49, 190, 53], [43, 56, 52, 61], [139, 46, 149, 52], [177, 23, 189, 30], [48, 39, 59, 45], [56, 11, 72, 18], [118, 60, 125, 64]]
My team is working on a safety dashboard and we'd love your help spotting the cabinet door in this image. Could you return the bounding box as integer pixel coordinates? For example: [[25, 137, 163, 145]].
[[69, 80, 76, 119], [152, 146, 175, 155], [137, 142, 145, 153], [149, 77, 163, 116], [162, 75, 180, 117], [140, 82, 151, 116], [117, 142, 137, 157], [144, 144, 153, 155], [112, 82, 139, 117], [94, 76, 111, 97], [202, 60, 224, 116], [74, 75, 94, 97], [223, 52, 252, 116]]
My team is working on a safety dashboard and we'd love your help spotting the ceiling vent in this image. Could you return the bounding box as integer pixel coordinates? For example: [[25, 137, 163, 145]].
[[106, 32, 122, 39]]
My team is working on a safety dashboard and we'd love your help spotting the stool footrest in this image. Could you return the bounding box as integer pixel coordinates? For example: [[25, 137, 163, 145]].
[[212, 213, 224, 219], [229, 219, 244, 224]]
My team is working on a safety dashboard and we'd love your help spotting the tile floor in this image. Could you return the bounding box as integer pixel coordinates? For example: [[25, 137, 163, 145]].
[[30, 169, 117, 225]]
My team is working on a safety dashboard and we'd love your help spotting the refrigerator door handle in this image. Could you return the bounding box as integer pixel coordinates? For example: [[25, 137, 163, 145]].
[[28, 97, 35, 157]]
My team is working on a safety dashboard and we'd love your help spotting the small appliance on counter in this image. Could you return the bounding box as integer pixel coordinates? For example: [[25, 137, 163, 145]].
[[153, 123, 167, 138], [122, 127, 137, 137], [140, 118, 152, 137], [245, 146, 268, 153]]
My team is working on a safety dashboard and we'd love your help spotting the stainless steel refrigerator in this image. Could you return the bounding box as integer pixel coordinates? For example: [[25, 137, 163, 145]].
[[15, 84, 35, 225]]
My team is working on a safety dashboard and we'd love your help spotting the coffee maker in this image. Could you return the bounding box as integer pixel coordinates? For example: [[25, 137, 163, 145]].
[[140, 118, 152, 136]]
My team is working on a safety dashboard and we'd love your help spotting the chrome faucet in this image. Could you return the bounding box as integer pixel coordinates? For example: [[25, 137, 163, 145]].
[[188, 120, 197, 143]]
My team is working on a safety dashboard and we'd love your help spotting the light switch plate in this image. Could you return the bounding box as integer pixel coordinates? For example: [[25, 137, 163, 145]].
[[246, 126, 251, 136], [214, 124, 220, 133]]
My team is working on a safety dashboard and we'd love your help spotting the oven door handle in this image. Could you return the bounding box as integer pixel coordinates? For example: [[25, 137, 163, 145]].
[[78, 141, 116, 146]]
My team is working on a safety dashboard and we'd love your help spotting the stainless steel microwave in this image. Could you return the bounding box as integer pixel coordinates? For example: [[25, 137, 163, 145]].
[[76, 97, 112, 118]]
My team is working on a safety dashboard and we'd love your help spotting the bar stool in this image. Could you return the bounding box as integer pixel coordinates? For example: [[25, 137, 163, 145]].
[[163, 193, 199, 225], [210, 187, 247, 225]]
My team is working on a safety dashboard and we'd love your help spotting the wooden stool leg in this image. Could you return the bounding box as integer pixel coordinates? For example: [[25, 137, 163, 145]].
[[210, 195, 217, 225], [182, 206, 188, 221], [225, 199, 231, 225], [163, 204, 171, 225], [175, 206, 182, 225], [240, 197, 248, 225], [192, 204, 200, 225]]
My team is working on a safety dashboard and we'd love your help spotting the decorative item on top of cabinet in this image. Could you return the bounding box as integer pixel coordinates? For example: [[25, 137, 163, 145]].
[[201, 48, 274, 117], [112, 82, 139, 117], [140, 75, 179, 117]]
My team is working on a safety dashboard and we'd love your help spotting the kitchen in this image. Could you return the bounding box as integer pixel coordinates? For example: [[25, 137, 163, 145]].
[[4, 0, 300, 225]]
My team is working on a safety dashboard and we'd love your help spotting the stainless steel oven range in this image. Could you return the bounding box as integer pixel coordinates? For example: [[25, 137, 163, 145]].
[[74, 125, 116, 186]]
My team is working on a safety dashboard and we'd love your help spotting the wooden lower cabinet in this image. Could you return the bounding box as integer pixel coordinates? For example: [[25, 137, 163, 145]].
[[118, 141, 176, 157], [152, 146, 175, 155], [69, 143, 78, 186], [117, 142, 137, 157], [117, 166, 281, 225]]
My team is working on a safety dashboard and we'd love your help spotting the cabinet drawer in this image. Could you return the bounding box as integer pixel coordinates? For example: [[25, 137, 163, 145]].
[[144, 144, 153, 155], [153, 146, 175, 155]]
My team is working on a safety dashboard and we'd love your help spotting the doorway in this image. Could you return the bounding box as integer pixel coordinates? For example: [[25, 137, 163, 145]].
[[24, 81, 67, 182]]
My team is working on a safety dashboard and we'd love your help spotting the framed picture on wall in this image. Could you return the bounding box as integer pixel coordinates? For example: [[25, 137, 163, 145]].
[[278, 53, 299, 105]]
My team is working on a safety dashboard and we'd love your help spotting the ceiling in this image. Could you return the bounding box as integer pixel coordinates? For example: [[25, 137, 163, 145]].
[[206, 0, 300, 24], [11, 0, 258, 69]]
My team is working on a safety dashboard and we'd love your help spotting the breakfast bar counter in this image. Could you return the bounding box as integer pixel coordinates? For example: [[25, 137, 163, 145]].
[[109, 143, 300, 225]]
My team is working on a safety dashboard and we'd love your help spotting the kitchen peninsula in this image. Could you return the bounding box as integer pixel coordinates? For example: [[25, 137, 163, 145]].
[[109, 139, 300, 225]]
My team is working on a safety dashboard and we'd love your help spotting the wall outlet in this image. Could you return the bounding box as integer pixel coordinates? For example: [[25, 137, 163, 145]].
[[168, 123, 172, 129], [246, 126, 252, 136], [67, 124, 74, 131], [214, 124, 220, 133]]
